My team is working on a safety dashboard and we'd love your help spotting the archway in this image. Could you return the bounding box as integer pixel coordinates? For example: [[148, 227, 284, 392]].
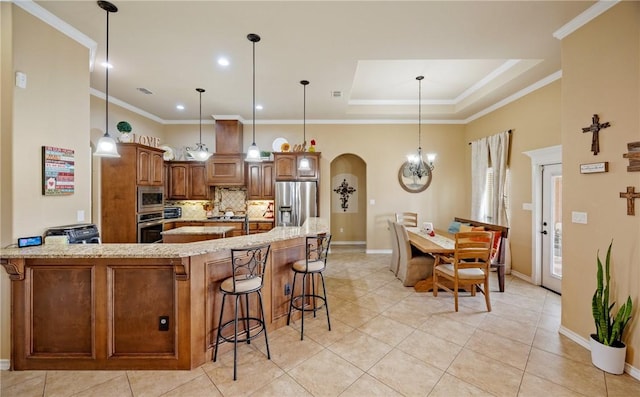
[[330, 154, 367, 249]]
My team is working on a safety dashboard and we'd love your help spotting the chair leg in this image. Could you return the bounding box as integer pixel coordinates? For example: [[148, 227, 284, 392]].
[[257, 290, 271, 359], [484, 277, 492, 312], [233, 294, 240, 381], [287, 272, 298, 326], [433, 271, 438, 297], [244, 294, 251, 344], [319, 272, 331, 331], [213, 293, 227, 363], [453, 279, 459, 312]]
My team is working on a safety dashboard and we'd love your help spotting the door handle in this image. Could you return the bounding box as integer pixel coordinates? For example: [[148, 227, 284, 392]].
[[541, 230, 548, 235]]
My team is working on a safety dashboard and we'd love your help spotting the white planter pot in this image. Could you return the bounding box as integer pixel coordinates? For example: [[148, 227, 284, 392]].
[[119, 133, 133, 143], [590, 334, 626, 374]]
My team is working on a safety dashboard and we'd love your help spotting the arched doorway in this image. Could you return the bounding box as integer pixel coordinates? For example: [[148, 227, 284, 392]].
[[330, 154, 367, 249]]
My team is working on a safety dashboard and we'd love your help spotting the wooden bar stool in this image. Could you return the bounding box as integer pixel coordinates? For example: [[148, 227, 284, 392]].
[[213, 244, 271, 380], [287, 234, 332, 340]]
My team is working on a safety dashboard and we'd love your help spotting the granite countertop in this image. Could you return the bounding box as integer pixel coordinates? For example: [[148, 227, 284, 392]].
[[0, 218, 327, 259], [166, 218, 274, 223], [161, 226, 235, 236]]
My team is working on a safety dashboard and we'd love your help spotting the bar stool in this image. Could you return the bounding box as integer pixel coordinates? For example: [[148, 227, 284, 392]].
[[213, 244, 271, 380], [287, 234, 332, 340]]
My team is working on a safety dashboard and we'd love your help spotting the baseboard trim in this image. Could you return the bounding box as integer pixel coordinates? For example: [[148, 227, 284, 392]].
[[366, 249, 390, 254], [0, 359, 10, 370], [510, 270, 533, 283], [331, 241, 366, 246], [559, 325, 640, 380]]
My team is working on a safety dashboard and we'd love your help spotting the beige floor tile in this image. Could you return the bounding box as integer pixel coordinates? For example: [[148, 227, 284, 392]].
[[372, 282, 415, 301], [536, 312, 561, 333], [0, 370, 46, 391], [0, 372, 45, 397], [525, 347, 606, 397], [532, 327, 592, 366], [249, 374, 312, 397], [518, 373, 586, 397], [447, 349, 523, 397], [465, 329, 531, 370], [161, 374, 221, 397], [368, 349, 443, 396], [357, 314, 414, 346], [419, 314, 477, 346], [604, 372, 640, 397], [127, 368, 203, 397], [43, 370, 126, 397], [327, 329, 393, 371], [340, 373, 403, 397], [397, 329, 462, 371], [350, 292, 398, 314], [428, 373, 495, 397], [381, 304, 430, 328], [74, 374, 133, 397], [478, 313, 537, 345], [299, 317, 355, 347], [432, 302, 489, 327], [203, 345, 284, 396], [288, 349, 363, 397], [331, 302, 379, 328], [255, 325, 324, 371], [486, 299, 541, 326]]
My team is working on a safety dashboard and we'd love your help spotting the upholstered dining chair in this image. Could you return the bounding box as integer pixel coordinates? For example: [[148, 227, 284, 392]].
[[395, 212, 418, 227], [394, 222, 434, 286], [388, 220, 400, 276], [432, 231, 493, 312]]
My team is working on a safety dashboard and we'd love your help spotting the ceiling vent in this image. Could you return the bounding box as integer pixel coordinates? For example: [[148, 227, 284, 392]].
[[137, 87, 153, 95], [331, 90, 343, 98]]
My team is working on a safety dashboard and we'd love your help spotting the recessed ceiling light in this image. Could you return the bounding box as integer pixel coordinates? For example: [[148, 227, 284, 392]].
[[256, 104, 263, 110], [218, 57, 230, 66], [176, 105, 185, 110], [101, 62, 113, 69]]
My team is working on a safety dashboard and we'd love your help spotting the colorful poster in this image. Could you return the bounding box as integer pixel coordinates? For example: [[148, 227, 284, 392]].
[[42, 146, 75, 196]]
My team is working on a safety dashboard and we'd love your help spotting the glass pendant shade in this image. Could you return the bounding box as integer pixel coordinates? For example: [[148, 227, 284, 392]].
[[93, 1, 120, 158], [186, 88, 212, 161], [246, 33, 262, 162], [298, 157, 311, 171], [298, 80, 310, 171]]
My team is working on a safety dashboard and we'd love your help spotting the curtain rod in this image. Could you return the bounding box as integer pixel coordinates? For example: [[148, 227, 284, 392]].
[[468, 129, 512, 145]]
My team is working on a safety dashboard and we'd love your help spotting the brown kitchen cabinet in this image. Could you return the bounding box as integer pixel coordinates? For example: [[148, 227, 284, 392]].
[[248, 221, 274, 235], [168, 162, 208, 200], [137, 146, 164, 186], [246, 161, 274, 199], [215, 119, 243, 154], [274, 152, 320, 181], [206, 154, 245, 186]]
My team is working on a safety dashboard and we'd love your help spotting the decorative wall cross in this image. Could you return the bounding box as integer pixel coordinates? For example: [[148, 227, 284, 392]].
[[581, 114, 610, 155], [333, 179, 356, 212], [619, 186, 640, 216]]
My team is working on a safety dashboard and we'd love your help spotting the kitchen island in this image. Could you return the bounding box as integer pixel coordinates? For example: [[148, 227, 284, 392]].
[[0, 218, 327, 371], [161, 225, 235, 243]]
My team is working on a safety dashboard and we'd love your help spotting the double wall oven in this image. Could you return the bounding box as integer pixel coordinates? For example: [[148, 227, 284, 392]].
[[137, 186, 164, 243]]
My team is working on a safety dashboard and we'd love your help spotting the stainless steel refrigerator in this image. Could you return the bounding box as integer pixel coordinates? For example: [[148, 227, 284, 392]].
[[275, 181, 318, 227]]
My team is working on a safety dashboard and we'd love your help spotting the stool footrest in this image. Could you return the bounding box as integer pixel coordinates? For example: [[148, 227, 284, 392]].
[[217, 316, 267, 344], [290, 294, 328, 313]]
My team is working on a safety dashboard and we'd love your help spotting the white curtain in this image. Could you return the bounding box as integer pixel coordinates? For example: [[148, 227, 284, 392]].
[[470, 138, 489, 220], [487, 131, 510, 226]]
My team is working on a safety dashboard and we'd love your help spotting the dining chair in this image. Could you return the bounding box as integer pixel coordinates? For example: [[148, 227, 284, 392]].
[[395, 212, 418, 227], [388, 220, 401, 275], [394, 222, 434, 286], [432, 231, 493, 312]]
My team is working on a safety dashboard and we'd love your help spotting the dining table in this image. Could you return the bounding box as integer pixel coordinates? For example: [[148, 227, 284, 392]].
[[406, 227, 455, 292]]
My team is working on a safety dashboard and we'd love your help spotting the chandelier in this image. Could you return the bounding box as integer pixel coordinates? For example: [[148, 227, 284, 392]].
[[407, 75, 435, 178]]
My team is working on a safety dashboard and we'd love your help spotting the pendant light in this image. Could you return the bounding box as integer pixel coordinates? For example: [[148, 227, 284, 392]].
[[245, 33, 261, 162], [186, 88, 213, 161], [298, 80, 311, 171], [407, 75, 436, 177], [93, 1, 120, 158]]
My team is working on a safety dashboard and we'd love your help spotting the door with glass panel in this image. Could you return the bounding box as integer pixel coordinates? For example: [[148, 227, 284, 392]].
[[541, 163, 562, 293]]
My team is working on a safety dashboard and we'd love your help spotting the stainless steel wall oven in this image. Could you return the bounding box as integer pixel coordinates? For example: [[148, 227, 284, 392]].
[[137, 212, 163, 243]]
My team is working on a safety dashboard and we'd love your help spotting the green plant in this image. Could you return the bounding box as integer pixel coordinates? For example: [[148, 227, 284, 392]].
[[592, 241, 633, 346], [116, 121, 132, 133]]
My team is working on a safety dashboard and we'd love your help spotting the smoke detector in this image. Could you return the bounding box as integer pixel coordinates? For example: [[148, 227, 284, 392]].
[[331, 90, 342, 98]]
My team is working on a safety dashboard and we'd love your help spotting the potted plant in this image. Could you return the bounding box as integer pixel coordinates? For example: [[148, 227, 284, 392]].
[[117, 121, 133, 142], [590, 241, 633, 374]]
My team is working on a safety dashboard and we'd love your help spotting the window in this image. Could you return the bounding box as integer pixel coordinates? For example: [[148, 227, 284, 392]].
[[481, 167, 510, 224]]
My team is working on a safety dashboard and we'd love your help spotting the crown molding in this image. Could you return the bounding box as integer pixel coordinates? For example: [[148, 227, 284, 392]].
[[90, 88, 165, 124], [553, 0, 620, 40]]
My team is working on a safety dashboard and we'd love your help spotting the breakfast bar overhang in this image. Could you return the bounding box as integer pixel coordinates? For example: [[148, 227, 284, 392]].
[[0, 220, 327, 371]]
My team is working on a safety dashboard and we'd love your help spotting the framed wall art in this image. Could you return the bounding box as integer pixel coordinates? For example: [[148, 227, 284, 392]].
[[42, 146, 75, 195]]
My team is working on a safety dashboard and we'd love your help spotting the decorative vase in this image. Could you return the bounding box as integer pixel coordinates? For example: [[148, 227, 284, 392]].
[[590, 334, 626, 374], [119, 133, 133, 143]]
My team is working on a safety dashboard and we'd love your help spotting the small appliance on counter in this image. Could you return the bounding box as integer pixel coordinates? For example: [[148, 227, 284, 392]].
[[164, 206, 182, 219], [45, 223, 101, 244]]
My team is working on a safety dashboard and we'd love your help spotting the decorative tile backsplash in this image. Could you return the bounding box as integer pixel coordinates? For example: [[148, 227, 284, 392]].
[[166, 187, 274, 219]]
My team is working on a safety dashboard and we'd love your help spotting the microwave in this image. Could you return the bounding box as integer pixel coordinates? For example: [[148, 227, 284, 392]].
[[137, 186, 164, 213]]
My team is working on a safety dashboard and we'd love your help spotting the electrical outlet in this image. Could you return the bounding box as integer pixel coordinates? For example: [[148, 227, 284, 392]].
[[284, 283, 291, 295], [159, 316, 169, 331], [340, 228, 344, 233]]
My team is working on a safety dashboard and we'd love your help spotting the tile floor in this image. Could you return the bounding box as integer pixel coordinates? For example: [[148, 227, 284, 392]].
[[2, 246, 639, 396]]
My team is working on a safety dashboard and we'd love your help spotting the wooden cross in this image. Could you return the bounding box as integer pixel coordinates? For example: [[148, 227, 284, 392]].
[[581, 114, 610, 155], [619, 186, 640, 215]]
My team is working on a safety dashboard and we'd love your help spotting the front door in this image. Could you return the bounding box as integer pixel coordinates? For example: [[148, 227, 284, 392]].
[[541, 163, 562, 293]]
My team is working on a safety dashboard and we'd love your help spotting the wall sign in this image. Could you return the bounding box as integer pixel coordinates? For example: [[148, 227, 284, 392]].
[[580, 162, 608, 174], [42, 146, 74, 195]]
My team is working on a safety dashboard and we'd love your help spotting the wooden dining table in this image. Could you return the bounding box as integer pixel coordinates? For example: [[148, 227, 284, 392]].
[[406, 227, 455, 292]]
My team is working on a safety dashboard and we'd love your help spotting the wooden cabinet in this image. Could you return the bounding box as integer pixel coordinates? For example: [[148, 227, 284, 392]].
[[274, 152, 320, 181], [168, 162, 209, 200], [215, 119, 243, 154], [248, 221, 274, 235], [137, 147, 164, 186], [246, 161, 274, 199], [206, 154, 245, 186]]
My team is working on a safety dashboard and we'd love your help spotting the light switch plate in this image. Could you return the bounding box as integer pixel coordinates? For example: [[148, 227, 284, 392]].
[[15, 72, 27, 88], [571, 211, 587, 224]]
